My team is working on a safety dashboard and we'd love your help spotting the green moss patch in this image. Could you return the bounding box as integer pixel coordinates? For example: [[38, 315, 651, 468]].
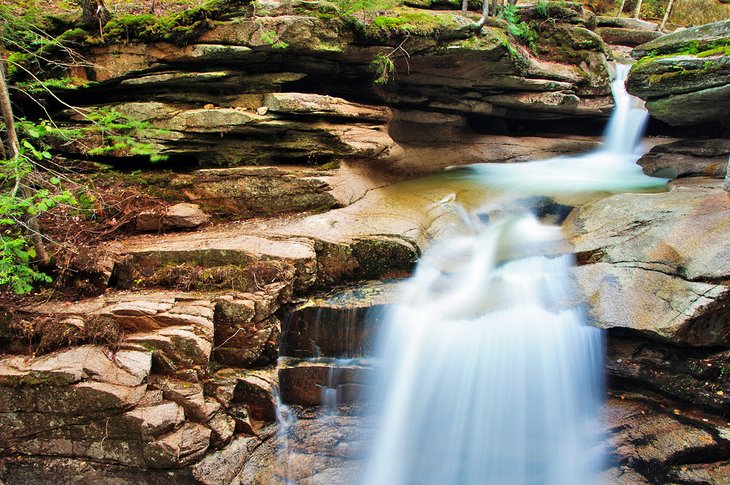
[[95, 0, 250, 45], [370, 7, 467, 35]]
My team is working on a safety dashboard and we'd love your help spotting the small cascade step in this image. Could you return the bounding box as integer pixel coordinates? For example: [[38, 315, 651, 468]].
[[278, 357, 374, 407], [277, 280, 403, 406], [280, 280, 403, 359]]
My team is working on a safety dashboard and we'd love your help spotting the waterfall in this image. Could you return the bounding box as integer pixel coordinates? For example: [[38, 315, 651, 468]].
[[464, 65, 667, 195], [604, 64, 649, 156], [361, 66, 667, 484]]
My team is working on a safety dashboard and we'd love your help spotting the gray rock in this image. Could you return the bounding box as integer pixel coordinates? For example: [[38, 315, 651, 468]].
[[597, 16, 659, 31], [577, 263, 730, 346], [567, 179, 729, 282], [567, 178, 730, 346]]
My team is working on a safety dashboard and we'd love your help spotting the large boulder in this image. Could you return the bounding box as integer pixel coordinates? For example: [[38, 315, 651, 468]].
[[567, 178, 730, 346]]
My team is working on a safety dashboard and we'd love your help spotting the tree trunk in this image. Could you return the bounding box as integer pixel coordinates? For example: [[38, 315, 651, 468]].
[[81, 0, 97, 26], [634, 0, 644, 19], [0, 59, 50, 265], [617, 0, 627, 15], [474, 0, 491, 29], [81, 0, 111, 28], [462, 0, 468, 14], [660, 0, 675, 31]]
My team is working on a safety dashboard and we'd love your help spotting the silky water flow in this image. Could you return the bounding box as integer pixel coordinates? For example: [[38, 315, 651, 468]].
[[360, 64, 668, 485]]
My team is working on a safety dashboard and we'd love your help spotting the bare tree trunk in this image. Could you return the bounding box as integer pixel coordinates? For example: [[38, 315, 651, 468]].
[[660, 0, 675, 31], [617, 0, 627, 16], [474, 0, 491, 29], [634, 0, 644, 19], [462, 0, 469, 14], [0, 59, 50, 264]]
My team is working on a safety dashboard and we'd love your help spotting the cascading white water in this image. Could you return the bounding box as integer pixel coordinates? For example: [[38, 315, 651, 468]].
[[362, 66, 667, 485], [604, 64, 649, 156]]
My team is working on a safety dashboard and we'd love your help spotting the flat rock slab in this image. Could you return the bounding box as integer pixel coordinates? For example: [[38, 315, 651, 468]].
[[0, 345, 151, 387], [567, 178, 730, 282], [576, 263, 729, 346], [596, 27, 663, 47], [638, 138, 730, 179], [597, 17, 659, 31], [109, 179, 467, 292]]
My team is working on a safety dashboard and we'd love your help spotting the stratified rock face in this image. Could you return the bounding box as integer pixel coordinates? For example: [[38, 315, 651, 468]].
[[280, 280, 400, 358], [0, 344, 210, 470], [627, 20, 730, 126], [567, 179, 730, 346], [4, 2, 730, 484], [607, 337, 730, 415], [42, 1, 613, 171], [0, 296, 282, 481]]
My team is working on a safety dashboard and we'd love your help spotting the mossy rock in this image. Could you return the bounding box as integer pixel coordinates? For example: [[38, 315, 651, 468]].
[[628, 54, 730, 99], [632, 19, 730, 59], [91, 0, 251, 45], [403, 0, 481, 10], [536, 23, 608, 64], [520, 1, 596, 29], [458, 26, 510, 54], [354, 6, 473, 41], [595, 27, 663, 47]]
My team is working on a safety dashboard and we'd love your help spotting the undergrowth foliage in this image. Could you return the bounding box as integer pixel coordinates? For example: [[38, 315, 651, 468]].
[[0, 108, 170, 295], [0, 125, 77, 294], [0, 3, 173, 295], [501, 3, 537, 51]]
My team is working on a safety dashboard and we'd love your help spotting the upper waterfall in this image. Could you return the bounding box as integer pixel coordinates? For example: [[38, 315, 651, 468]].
[[463, 64, 668, 196]]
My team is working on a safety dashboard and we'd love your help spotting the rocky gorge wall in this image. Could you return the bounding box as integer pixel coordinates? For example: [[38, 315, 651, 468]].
[[1, 1, 730, 484]]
